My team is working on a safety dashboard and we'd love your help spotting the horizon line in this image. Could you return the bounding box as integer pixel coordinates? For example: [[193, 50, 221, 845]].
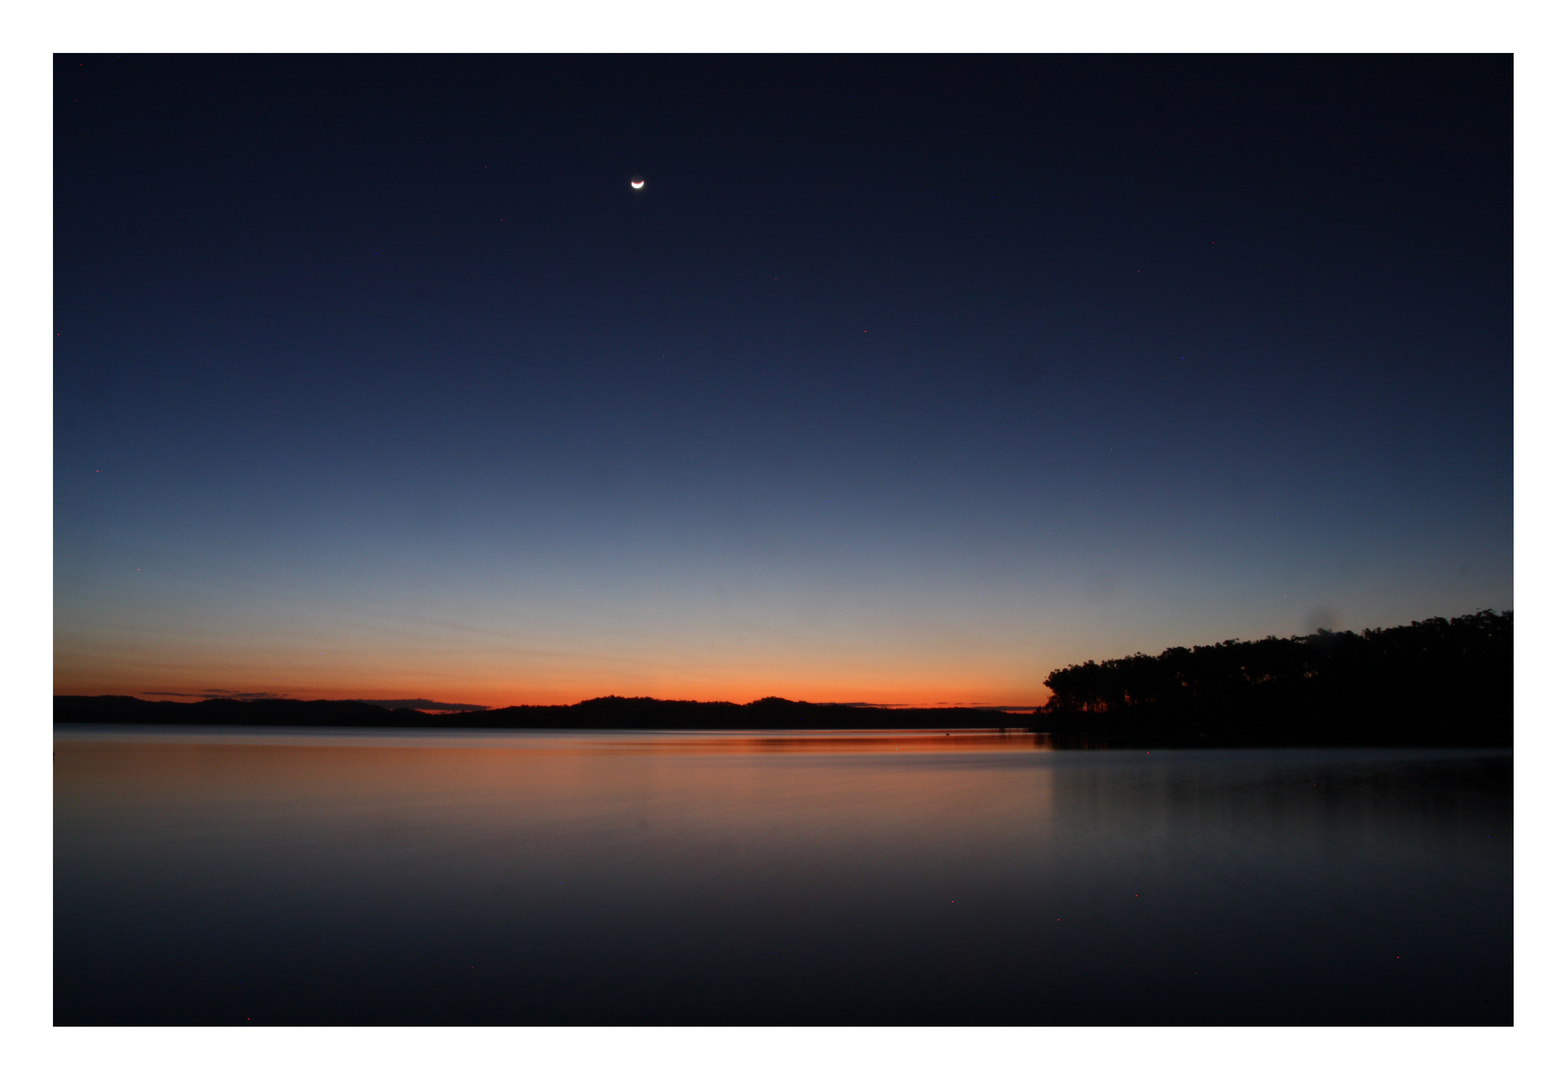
[[67, 692, 1045, 714]]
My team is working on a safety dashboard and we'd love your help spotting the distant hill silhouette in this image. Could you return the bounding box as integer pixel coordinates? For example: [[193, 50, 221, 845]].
[[50, 694, 1016, 731], [354, 698, 490, 713], [1036, 609, 1511, 747]]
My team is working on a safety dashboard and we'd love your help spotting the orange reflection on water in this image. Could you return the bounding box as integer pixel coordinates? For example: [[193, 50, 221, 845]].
[[55, 728, 1067, 968], [569, 730, 1052, 755]]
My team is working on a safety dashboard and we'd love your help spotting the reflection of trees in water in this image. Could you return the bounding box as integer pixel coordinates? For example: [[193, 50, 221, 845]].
[[1036, 610, 1511, 745]]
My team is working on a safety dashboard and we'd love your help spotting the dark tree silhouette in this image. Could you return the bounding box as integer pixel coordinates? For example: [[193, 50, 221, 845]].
[[1037, 610, 1512, 746]]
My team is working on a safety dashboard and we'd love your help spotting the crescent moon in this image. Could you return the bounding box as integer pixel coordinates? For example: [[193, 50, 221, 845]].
[[630, 177, 645, 190]]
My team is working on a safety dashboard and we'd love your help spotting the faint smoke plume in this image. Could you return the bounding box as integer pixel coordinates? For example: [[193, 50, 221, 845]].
[[1303, 605, 1339, 633]]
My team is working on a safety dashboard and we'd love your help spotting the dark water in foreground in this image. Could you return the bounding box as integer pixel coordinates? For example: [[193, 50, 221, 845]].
[[54, 728, 1511, 1025]]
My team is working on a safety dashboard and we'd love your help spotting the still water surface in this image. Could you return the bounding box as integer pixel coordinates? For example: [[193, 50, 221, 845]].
[[55, 727, 1511, 1024]]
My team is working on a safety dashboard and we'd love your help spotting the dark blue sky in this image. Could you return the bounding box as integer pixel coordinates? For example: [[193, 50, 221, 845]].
[[54, 55, 1512, 706]]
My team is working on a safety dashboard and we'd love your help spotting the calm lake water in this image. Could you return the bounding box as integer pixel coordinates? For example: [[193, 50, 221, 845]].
[[54, 727, 1512, 1025]]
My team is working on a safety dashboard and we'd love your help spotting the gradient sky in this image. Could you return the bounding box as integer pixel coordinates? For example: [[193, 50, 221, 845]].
[[53, 54, 1513, 708]]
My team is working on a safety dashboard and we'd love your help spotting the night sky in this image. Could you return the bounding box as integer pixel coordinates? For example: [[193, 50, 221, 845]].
[[53, 55, 1513, 708]]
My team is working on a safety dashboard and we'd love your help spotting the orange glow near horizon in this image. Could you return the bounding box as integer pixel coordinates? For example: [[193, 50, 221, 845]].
[[55, 678, 1047, 712], [52, 613, 1073, 709], [53, 653, 1051, 711]]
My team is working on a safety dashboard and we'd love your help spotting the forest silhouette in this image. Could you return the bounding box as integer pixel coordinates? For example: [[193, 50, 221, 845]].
[[54, 610, 1511, 747], [1037, 609, 1511, 746]]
